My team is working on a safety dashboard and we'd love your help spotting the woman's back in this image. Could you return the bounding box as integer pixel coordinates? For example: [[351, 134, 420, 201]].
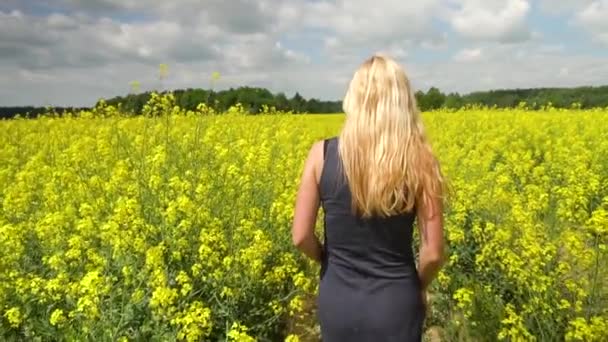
[[320, 136, 418, 279], [317, 137, 425, 341], [291, 54, 445, 342]]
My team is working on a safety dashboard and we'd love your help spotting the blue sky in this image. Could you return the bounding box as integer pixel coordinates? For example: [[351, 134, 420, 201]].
[[0, 0, 607, 106]]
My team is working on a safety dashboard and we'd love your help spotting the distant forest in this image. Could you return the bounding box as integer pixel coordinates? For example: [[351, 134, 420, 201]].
[[2, 85, 608, 119]]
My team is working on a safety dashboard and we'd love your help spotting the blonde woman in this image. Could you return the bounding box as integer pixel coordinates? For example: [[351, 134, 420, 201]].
[[292, 54, 446, 341]]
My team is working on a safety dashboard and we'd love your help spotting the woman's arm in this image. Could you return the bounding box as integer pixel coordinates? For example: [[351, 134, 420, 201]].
[[416, 194, 446, 290], [291, 141, 323, 262]]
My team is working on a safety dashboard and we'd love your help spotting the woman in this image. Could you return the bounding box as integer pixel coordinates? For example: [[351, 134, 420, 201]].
[[292, 54, 446, 341]]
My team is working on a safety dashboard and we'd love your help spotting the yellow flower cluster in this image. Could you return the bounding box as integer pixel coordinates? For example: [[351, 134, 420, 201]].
[[226, 322, 256, 341], [0, 94, 606, 340], [427, 106, 608, 341]]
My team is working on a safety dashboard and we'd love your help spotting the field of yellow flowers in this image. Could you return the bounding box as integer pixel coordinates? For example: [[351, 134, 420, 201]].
[[1, 93, 607, 341]]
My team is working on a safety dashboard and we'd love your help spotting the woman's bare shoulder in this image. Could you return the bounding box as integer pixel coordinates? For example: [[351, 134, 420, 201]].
[[305, 139, 327, 184]]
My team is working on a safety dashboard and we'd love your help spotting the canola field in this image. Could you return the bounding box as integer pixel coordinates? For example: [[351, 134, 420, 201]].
[[1, 94, 607, 341]]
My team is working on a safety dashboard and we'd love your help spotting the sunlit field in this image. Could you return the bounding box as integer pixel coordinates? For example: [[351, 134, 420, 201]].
[[1, 93, 607, 341]]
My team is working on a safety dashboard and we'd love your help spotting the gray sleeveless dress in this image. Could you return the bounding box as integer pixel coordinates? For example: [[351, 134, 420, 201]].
[[317, 137, 425, 341]]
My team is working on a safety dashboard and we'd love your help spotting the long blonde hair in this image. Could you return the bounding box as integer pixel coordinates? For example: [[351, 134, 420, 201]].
[[339, 54, 445, 218]]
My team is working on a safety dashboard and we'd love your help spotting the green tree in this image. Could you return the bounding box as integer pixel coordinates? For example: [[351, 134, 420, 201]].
[[425, 87, 446, 110], [290, 92, 306, 113], [445, 92, 463, 109]]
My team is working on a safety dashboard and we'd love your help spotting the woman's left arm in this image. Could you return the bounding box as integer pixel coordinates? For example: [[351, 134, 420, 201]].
[[291, 141, 323, 262]]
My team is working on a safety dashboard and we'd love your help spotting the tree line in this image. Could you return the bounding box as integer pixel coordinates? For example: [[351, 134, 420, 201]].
[[417, 85, 608, 111], [106, 87, 344, 115], [2, 85, 607, 119], [100, 84, 608, 114]]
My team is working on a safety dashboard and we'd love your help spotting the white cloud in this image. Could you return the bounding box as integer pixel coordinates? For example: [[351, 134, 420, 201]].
[[453, 48, 483, 62], [286, 0, 444, 62], [538, 0, 594, 15], [0, 10, 192, 69], [449, 0, 531, 43], [0, 0, 606, 107], [424, 43, 608, 93], [539, 0, 608, 45], [58, 0, 286, 34], [575, 0, 608, 44], [309, 1, 439, 39], [0, 3, 311, 105]]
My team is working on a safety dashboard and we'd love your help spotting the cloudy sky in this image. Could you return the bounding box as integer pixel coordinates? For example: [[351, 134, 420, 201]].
[[1, 0, 607, 107]]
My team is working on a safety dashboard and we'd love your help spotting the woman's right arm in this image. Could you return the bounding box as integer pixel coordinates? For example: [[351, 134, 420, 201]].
[[416, 194, 446, 290]]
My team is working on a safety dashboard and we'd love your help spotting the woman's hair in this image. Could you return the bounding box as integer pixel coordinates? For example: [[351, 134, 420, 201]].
[[339, 54, 446, 219]]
